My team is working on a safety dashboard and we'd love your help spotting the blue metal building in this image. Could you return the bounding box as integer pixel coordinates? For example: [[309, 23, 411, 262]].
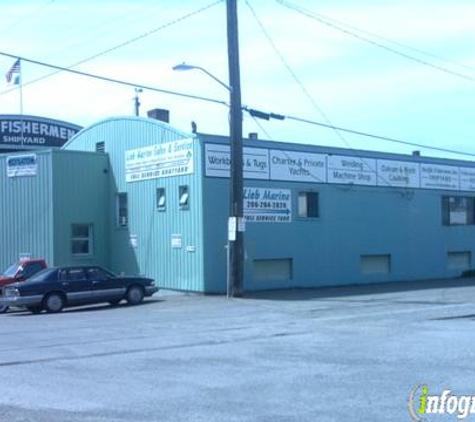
[[2, 113, 475, 293]]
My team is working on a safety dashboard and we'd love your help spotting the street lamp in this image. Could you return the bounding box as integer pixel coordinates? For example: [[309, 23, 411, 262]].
[[172, 63, 232, 93], [173, 61, 244, 298]]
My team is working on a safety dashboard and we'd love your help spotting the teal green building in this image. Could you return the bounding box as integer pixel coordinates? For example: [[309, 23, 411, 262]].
[[1, 114, 475, 293]]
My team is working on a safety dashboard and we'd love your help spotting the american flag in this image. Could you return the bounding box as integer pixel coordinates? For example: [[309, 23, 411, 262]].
[[5, 59, 21, 84]]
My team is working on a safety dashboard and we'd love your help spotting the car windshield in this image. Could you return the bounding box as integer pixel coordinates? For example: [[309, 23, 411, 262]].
[[28, 267, 56, 282], [2, 262, 20, 278]]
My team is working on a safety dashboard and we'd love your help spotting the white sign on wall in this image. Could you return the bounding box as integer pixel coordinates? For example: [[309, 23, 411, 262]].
[[204, 143, 229, 177], [376, 160, 420, 188], [420, 164, 459, 190], [171, 234, 182, 249], [244, 147, 270, 179], [205, 144, 269, 179], [125, 138, 194, 182], [327, 155, 377, 186], [6, 154, 37, 177], [243, 187, 292, 223], [204, 143, 475, 192], [460, 167, 475, 192], [270, 149, 326, 183], [129, 234, 138, 249]]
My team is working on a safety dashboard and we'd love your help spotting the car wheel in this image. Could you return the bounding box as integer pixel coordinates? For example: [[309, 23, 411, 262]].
[[0, 305, 8, 314], [27, 306, 43, 314], [126, 286, 144, 306], [43, 293, 65, 313], [109, 299, 121, 306]]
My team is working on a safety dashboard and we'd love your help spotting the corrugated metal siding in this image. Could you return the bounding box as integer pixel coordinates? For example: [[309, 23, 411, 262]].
[[119, 139, 203, 291], [200, 133, 475, 292], [65, 117, 204, 291], [51, 150, 110, 267], [0, 151, 54, 269], [64, 117, 190, 192]]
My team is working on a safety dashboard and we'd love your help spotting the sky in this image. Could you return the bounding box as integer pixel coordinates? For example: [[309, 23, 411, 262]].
[[0, 0, 474, 160]]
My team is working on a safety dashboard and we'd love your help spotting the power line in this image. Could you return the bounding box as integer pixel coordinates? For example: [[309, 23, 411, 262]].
[[0, 0, 224, 98], [246, 1, 475, 161], [68, 0, 224, 71], [0, 0, 57, 38], [0, 51, 229, 107], [277, 0, 475, 84], [286, 115, 475, 158], [244, 107, 475, 159], [247, 113, 328, 185], [244, 0, 346, 147], [247, 112, 404, 193], [13, 46, 459, 160], [2, 54, 472, 160], [41, 1, 165, 64], [276, 2, 475, 75], [245, 0, 395, 187]]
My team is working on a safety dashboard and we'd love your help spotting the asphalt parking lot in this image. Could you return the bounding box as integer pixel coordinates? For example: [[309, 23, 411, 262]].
[[1, 278, 475, 422]]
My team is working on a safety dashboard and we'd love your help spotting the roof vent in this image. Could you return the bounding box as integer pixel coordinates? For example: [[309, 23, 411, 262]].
[[147, 108, 170, 123], [248, 132, 258, 140]]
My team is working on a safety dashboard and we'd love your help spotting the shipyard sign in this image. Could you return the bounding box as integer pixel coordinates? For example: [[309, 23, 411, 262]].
[[0, 115, 82, 150]]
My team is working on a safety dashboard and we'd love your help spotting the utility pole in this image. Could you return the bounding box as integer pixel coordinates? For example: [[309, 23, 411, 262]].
[[226, 0, 244, 297], [134, 88, 142, 117]]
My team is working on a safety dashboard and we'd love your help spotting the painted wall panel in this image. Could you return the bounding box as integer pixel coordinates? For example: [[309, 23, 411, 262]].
[[66, 117, 204, 291], [200, 135, 475, 292], [51, 150, 110, 267], [0, 151, 54, 270]]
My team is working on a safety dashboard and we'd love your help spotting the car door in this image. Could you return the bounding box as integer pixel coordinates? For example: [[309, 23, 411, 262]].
[[59, 268, 92, 304], [86, 267, 126, 302]]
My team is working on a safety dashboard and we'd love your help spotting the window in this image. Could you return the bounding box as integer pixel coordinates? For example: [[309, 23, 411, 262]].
[[60, 268, 87, 281], [179, 185, 189, 210], [29, 268, 55, 283], [298, 191, 318, 218], [95, 141, 105, 153], [22, 262, 44, 278], [117, 193, 128, 227], [71, 224, 93, 256], [442, 196, 475, 225], [156, 188, 166, 211], [253, 259, 293, 282], [360, 254, 391, 275], [447, 252, 471, 270], [86, 267, 111, 280]]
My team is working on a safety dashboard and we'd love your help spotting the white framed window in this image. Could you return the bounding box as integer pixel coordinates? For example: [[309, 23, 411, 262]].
[[95, 141, 105, 153], [442, 196, 475, 225], [298, 191, 319, 218], [71, 224, 93, 256], [179, 185, 189, 210], [156, 188, 166, 211], [117, 192, 128, 227]]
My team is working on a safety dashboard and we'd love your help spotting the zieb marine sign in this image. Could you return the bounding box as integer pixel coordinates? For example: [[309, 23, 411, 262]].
[[0, 115, 82, 150]]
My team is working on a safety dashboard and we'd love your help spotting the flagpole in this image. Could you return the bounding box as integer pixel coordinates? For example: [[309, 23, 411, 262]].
[[19, 59, 24, 148]]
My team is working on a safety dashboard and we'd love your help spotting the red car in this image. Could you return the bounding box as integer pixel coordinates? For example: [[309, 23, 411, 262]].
[[0, 259, 47, 313]]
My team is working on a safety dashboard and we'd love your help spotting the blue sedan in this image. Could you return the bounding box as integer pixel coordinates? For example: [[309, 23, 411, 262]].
[[0, 266, 158, 314]]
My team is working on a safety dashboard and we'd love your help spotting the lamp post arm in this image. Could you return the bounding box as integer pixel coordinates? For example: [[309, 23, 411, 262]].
[[196, 66, 233, 92]]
